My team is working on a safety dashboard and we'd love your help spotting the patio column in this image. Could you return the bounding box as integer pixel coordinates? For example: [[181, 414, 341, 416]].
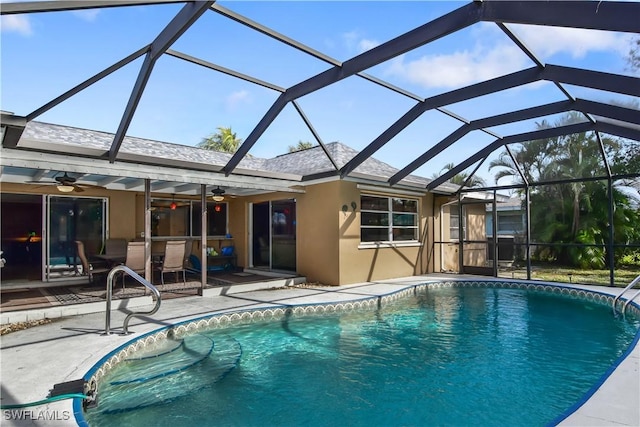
[[200, 184, 207, 296], [144, 179, 152, 282]]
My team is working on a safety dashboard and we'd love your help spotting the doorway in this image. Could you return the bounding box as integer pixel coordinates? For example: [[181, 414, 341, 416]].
[[46, 196, 107, 280], [0, 194, 43, 282], [250, 199, 296, 271]]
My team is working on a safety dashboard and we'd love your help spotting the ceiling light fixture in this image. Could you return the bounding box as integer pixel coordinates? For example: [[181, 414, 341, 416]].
[[56, 184, 75, 193], [170, 194, 177, 210], [211, 186, 225, 202]]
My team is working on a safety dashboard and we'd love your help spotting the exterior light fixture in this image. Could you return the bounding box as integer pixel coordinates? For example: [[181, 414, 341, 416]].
[[211, 186, 225, 202], [57, 184, 75, 193]]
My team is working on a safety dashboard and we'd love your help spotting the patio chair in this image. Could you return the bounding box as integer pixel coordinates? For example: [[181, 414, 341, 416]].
[[155, 240, 186, 286], [104, 238, 127, 257], [75, 240, 110, 284], [121, 241, 146, 289]]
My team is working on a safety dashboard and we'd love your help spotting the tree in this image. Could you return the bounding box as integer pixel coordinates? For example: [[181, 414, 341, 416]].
[[288, 141, 314, 153], [628, 36, 640, 73], [198, 127, 243, 153], [490, 112, 640, 268], [432, 162, 486, 188]]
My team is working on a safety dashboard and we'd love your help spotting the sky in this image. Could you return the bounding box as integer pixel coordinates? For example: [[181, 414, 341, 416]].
[[1, 1, 637, 187]]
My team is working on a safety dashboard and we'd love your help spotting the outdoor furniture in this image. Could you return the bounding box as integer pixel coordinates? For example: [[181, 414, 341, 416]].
[[75, 240, 110, 284], [105, 238, 127, 257], [121, 241, 146, 289], [155, 240, 186, 286], [187, 254, 224, 275], [207, 246, 236, 271]]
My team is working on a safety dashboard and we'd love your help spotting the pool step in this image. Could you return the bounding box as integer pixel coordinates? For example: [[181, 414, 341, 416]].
[[93, 333, 241, 413]]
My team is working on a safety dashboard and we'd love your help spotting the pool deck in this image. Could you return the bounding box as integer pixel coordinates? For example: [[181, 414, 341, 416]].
[[1, 274, 638, 426]]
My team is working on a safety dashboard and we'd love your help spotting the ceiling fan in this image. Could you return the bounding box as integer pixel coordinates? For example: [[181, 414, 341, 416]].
[[26, 172, 105, 193]]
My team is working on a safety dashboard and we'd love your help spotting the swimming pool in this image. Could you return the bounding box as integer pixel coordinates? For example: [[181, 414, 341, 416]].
[[79, 281, 640, 426]]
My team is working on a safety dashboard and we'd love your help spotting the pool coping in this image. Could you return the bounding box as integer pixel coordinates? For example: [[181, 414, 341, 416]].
[[1, 274, 638, 426]]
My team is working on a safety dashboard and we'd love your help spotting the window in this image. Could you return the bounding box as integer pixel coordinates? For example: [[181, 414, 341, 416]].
[[192, 202, 228, 236], [361, 195, 418, 243], [151, 199, 227, 237], [450, 211, 460, 240], [497, 213, 524, 234]]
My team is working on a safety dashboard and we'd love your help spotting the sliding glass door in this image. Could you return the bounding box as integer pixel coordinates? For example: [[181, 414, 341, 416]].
[[250, 199, 296, 272], [271, 200, 296, 271], [46, 196, 107, 280]]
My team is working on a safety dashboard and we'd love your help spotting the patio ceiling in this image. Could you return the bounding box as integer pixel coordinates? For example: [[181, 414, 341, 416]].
[[0, 0, 638, 195]]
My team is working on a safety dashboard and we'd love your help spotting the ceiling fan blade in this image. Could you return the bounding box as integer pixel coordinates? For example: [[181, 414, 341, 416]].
[[72, 185, 85, 193], [76, 183, 106, 189], [25, 180, 56, 184]]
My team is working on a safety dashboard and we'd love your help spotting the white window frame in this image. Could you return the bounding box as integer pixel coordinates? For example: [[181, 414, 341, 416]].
[[359, 194, 419, 248], [449, 205, 467, 241]]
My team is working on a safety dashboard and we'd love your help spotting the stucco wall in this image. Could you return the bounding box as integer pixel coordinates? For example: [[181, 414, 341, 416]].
[[336, 181, 433, 285], [296, 182, 340, 286]]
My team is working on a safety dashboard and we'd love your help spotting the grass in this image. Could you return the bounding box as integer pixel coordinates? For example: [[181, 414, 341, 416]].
[[498, 266, 640, 287]]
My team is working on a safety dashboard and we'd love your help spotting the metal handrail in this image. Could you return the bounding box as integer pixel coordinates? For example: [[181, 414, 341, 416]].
[[612, 275, 640, 317], [104, 265, 161, 335]]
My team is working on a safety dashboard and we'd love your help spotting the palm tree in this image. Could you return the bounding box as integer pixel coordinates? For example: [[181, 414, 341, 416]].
[[491, 112, 640, 268], [433, 162, 486, 188], [288, 141, 314, 153], [198, 127, 243, 153]]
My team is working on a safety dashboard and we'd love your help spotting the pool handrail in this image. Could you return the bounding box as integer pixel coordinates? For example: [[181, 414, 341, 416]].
[[612, 274, 640, 317], [104, 265, 161, 335]]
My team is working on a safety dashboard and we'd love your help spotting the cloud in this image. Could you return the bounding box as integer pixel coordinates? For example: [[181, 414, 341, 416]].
[[385, 44, 527, 89], [358, 38, 379, 53], [343, 30, 379, 54], [382, 22, 630, 90], [225, 90, 251, 111], [511, 25, 629, 59], [72, 9, 100, 22], [1, 15, 32, 36]]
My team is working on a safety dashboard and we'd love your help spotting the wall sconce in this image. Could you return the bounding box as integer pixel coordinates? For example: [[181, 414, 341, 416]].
[[351, 201, 357, 211], [211, 186, 225, 202]]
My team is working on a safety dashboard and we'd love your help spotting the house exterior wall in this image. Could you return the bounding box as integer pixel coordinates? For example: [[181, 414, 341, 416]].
[[1, 180, 439, 286], [296, 182, 340, 286], [336, 181, 433, 285]]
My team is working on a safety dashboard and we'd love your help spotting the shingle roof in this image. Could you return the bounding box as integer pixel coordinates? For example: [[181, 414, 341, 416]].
[[263, 142, 433, 187], [22, 121, 267, 171], [21, 121, 451, 190]]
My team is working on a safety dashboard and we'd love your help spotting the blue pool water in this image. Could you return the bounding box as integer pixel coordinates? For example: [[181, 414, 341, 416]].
[[84, 286, 639, 427]]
